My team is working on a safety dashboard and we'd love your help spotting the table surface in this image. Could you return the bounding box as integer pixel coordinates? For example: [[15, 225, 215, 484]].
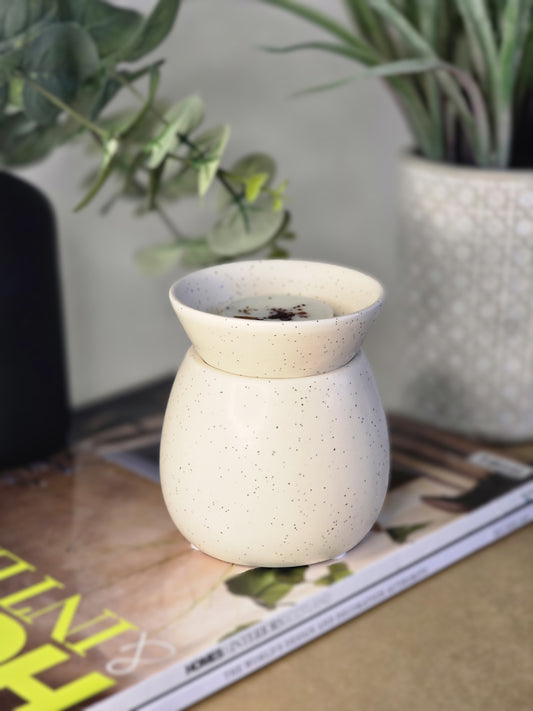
[[192, 524, 533, 711]]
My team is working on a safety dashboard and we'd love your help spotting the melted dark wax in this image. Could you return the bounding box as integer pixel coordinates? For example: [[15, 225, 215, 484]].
[[233, 304, 309, 321]]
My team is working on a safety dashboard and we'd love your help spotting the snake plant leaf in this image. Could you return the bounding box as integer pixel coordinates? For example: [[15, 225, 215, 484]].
[[135, 242, 182, 275], [262, 40, 377, 64], [74, 136, 118, 211], [208, 194, 285, 257], [193, 124, 230, 196], [58, 0, 143, 63], [123, 0, 183, 62], [0, 0, 56, 41], [344, 0, 396, 58], [146, 95, 205, 169], [295, 55, 440, 96], [22, 23, 99, 125], [217, 152, 277, 210], [315, 562, 352, 586], [259, 0, 363, 50]]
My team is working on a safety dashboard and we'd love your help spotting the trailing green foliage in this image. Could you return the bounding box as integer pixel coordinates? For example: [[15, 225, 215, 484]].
[[0, 0, 292, 269], [260, 0, 533, 167]]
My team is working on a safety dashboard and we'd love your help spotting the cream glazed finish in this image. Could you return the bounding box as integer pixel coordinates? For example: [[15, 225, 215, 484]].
[[160, 260, 389, 567], [169, 260, 384, 378]]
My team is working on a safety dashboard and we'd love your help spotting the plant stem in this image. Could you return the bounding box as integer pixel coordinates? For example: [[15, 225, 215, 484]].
[[109, 69, 169, 126], [154, 203, 185, 240], [16, 71, 109, 141]]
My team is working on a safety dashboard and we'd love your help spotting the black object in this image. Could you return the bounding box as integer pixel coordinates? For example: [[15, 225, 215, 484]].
[[0, 171, 69, 469]]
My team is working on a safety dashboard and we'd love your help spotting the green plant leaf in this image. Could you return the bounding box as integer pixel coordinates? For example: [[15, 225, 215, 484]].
[[253, 582, 293, 609], [58, 0, 143, 62], [74, 136, 118, 211], [0, 3, 56, 84], [225, 566, 307, 609], [294, 55, 440, 96], [0, 83, 7, 113], [134, 242, 182, 275], [115, 66, 161, 139], [123, 0, 183, 62], [22, 22, 99, 125], [368, 0, 482, 162], [217, 152, 277, 210], [146, 95, 205, 169], [244, 172, 269, 202], [147, 161, 165, 210], [208, 194, 285, 257], [219, 622, 259, 642], [0, 0, 56, 41], [226, 568, 278, 598], [160, 164, 199, 200], [259, 0, 365, 50], [192, 124, 230, 196], [315, 562, 352, 586], [180, 239, 221, 268], [269, 179, 288, 211], [0, 48, 22, 85], [262, 40, 377, 64], [273, 567, 307, 584], [80, 61, 165, 123], [0, 114, 68, 165], [385, 522, 430, 544], [344, 0, 396, 58], [268, 244, 289, 258]]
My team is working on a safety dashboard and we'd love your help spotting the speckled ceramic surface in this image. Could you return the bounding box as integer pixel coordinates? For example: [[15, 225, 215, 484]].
[[169, 260, 384, 378], [161, 260, 389, 566]]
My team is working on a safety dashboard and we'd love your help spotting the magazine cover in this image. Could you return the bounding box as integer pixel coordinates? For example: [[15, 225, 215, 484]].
[[1, 413, 532, 711]]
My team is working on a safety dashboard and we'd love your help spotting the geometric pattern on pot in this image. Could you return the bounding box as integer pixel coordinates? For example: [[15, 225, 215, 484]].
[[398, 155, 533, 441]]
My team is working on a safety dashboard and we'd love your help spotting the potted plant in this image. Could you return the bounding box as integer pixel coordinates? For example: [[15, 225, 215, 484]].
[[0, 0, 293, 467], [259, 0, 533, 440]]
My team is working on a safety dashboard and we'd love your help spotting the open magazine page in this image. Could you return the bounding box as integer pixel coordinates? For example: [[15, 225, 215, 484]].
[[1, 396, 532, 710]]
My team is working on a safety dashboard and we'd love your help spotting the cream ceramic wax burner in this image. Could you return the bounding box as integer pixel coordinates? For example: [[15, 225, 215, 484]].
[[160, 260, 389, 567]]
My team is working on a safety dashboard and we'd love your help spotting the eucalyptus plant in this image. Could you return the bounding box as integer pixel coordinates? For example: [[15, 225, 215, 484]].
[[0, 0, 293, 271], [260, 0, 533, 168]]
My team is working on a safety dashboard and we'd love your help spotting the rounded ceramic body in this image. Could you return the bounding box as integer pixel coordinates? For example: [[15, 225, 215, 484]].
[[397, 155, 533, 440], [160, 348, 389, 567]]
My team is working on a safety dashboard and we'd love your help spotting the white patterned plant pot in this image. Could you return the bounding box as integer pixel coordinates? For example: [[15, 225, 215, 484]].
[[397, 154, 533, 441]]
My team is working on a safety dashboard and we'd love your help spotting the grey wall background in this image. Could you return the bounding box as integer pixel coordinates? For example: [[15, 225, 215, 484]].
[[17, 0, 410, 408]]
